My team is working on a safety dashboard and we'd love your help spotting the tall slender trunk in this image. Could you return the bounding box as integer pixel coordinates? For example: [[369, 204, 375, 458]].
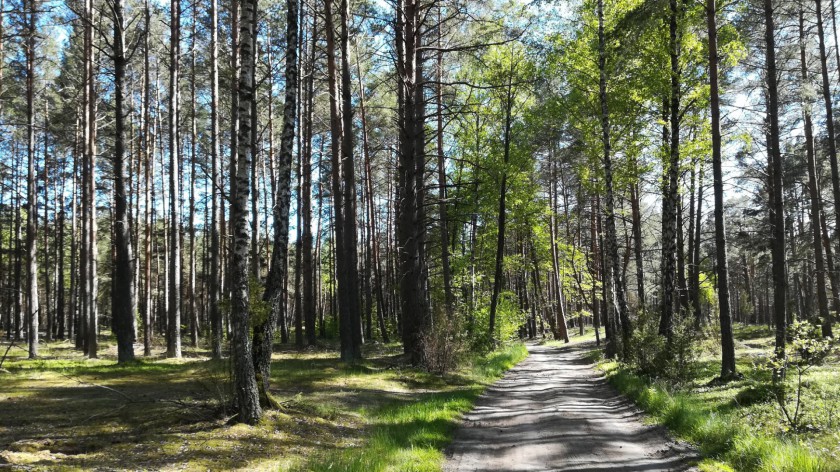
[[302, 13, 317, 346], [167, 0, 182, 358], [256, 0, 299, 404], [339, 0, 363, 359], [25, 0, 39, 358], [230, 0, 262, 424], [488, 65, 516, 345], [84, 0, 99, 358], [763, 0, 787, 364], [708, 0, 736, 377], [689, 160, 704, 325], [598, 0, 630, 358], [435, 11, 454, 314], [188, 5, 199, 347], [396, 0, 429, 363], [142, 0, 154, 356], [209, 0, 223, 358], [814, 0, 836, 337], [799, 5, 831, 332], [112, 0, 137, 362], [549, 158, 569, 342], [660, 0, 681, 339]]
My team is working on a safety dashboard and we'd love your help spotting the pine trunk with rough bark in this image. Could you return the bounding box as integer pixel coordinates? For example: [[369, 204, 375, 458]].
[[660, 0, 681, 339], [209, 0, 223, 359], [25, 0, 39, 358], [112, 0, 137, 362], [813, 0, 835, 337], [763, 0, 788, 364]]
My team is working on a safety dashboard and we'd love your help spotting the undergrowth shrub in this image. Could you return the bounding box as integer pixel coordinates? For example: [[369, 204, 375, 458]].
[[468, 291, 526, 351], [628, 309, 700, 382], [767, 321, 835, 432], [422, 314, 465, 375]]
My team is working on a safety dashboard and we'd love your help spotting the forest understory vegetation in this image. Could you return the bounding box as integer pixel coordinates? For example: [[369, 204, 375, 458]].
[[595, 323, 840, 472], [0, 333, 527, 470], [5, 0, 840, 462]]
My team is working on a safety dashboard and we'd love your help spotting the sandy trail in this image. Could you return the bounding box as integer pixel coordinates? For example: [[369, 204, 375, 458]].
[[444, 342, 697, 471]]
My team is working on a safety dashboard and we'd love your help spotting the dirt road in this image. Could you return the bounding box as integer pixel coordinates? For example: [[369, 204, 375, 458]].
[[444, 343, 697, 471]]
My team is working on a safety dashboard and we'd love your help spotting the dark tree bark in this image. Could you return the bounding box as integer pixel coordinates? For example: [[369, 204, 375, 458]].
[[339, 0, 363, 359], [708, 0, 736, 378], [488, 61, 516, 345], [659, 0, 681, 339], [83, 0, 98, 358], [798, 6, 831, 332], [209, 0, 223, 359], [142, 0, 154, 357], [435, 12, 454, 315], [396, 0, 430, 363], [813, 0, 835, 337], [302, 11, 317, 346], [763, 0, 787, 364], [111, 0, 137, 363], [598, 0, 631, 358], [188, 5, 199, 348]]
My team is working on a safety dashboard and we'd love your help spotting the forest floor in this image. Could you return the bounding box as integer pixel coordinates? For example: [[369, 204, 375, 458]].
[[0, 336, 527, 471], [444, 342, 698, 471], [597, 324, 840, 471]]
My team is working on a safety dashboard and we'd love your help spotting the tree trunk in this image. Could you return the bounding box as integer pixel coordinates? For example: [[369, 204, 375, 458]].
[[25, 0, 39, 358], [813, 0, 835, 337], [396, 0, 430, 363], [339, 0, 363, 360], [257, 0, 299, 405], [208, 0, 223, 359], [488, 65, 516, 345], [708, 0, 736, 378], [598, 0, 631, 358], [660, 0, 681, 339], [167, 0, 182, 358], [112, 0, 137, 362], [763, 0, 788, 365], [302, 12, 317, 346], [188, 6, 199, 347], [230, 0, 262, 424]]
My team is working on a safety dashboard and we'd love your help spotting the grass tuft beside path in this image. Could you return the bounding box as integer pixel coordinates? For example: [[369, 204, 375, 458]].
[[296, 343, 528, 472], [593, 324, 839, 472]]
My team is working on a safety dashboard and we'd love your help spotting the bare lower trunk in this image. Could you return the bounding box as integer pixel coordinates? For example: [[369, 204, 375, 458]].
[[112, 0, 136, 362], [763, 0, 788, 364], [230, 0, 262, 424], [708, 0, 736, 377], [257, 0, 299, 404]]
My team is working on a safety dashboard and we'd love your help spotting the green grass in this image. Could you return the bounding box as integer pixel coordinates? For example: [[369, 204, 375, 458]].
[[540, 325, 600, 347], [0, 335, 527, 471], [594, 324, 839, 472], [295, 343, 528, 472]]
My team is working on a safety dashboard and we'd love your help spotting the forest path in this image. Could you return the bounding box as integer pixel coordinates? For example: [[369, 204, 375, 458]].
[[444, 342, 698, 471]]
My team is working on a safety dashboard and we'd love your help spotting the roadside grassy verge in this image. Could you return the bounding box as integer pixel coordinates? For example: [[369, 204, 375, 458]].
[[295, 343, 528, 472], [593, 325, 838, 472]]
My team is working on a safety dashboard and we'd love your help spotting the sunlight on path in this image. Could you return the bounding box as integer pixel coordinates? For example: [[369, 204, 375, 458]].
[[444, 343, 698, 472]]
